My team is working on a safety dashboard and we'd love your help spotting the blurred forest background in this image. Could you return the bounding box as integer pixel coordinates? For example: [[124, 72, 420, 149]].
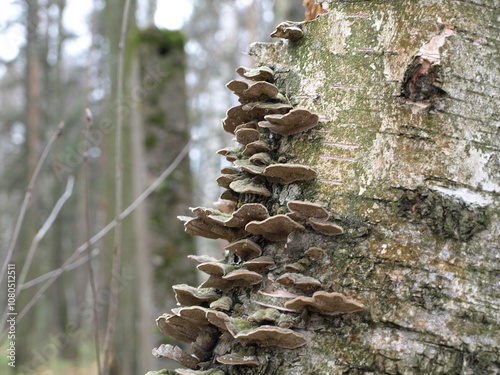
[[0, 0, 307, 374]]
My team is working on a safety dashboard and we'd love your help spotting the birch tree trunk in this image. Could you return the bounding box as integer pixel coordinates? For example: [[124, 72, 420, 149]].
[[153, 1, 499, 374], [250, 1, 500, 373]]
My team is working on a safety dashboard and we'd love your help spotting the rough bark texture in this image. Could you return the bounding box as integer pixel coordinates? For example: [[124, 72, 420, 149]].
[[153, 1, 499, 374]]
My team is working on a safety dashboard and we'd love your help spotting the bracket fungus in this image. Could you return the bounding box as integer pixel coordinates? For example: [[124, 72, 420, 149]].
[[213, 199, 236, 214], [229, 178, 271, 197], [225, 239, 262, 261], [304, 247, 326, 261], [309, 217, 344, 236], [249, 152, 272, 166], [286, 200, 329, 224], [156, 313, 206, 343], [152, 344, 198, 370], [197, 262, 232, 277], [276, 273, 321, 292], [187, 254, 221, 264], [222, 269, 263, 285], [208, 203, 269, 228], [263, 164, 317, 184], [243, 256, 275, 273], [259, 108, 319, 136], [285, 291, 364, 314], [270, 22, 304, 41], [236, 65, 274, 82], [235, 326, 307, 349], [210, 296, 233, 311], [243, 140, 272, 157], [216, 174, 236, 189], [179, 211, 246, 242], [235, 127, 261, 145], [246, 214, 305, 241], [234, 158, 267, 175], [172, 284, 221, 306], [226, 80, 281, 104], [248, 308, 281, 325], [216, 354, 260, 367]]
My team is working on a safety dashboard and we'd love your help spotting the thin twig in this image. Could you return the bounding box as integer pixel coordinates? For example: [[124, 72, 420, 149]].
[[20, 248, 100, 290], [102, 0, 132, 373], [84, 108, 102, 375], [0, 140, 191, 343], [1, 175, 74, 333], [18, 175, 75, 287], [0, 121, 64, 286]]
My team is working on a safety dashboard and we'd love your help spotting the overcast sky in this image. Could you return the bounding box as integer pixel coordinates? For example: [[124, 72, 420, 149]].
[[0, 0, 194, 62]]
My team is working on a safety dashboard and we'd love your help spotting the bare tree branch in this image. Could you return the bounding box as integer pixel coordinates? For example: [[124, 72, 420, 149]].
[[18, 175, 75, 287], [20, 248, 100, 290], [0, 140, 191, 343], [0, 121, 64, 286], [102, 0, 132, 372]]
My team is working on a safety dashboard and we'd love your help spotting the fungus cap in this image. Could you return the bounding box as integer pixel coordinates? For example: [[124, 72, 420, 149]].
[[245, 214, 305, 241], [259, 108, 318, 136], [263, 164, 317, 184], [276, 273, 322, 292], [236, 65, 274, 82], [172, 284, 220, 306], [286, 200, 329, 224], [309, 217, 344, 236], [243, 140, 272, 157], [304, 247, 326, 261], [152, 344, 198, 370], [225, 239, 263, 260], [222, 269, 263, 285], [249, 152, 272, 166], [235, 325, 307, 349], [216, 354, 260, 367], [243, 256, 275, 273], [229, 178, 271, 197], [208, 203, 269, 228], [235, 128, 261, 145], [285, 291, 364, 314], [270, 22, 304, 40]]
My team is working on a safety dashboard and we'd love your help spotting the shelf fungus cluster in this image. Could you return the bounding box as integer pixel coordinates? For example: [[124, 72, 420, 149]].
[[154, 43, 364, 373]]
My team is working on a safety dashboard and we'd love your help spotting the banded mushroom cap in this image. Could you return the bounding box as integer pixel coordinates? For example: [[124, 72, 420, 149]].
[[175, 369, 224, 375], [243, 256, 275, 273], [197, 262, 232, 277], [263, 164, 317, 184], [235, 326, 307, 349], [260, 108, 318, 136], [285, 291, 364, 314], [304, 247, 326, 261], [234, 158, 266, 175], [223, 105, 258, 134], [234, 120, 258, 133], [210, 296, 233, 311], [235, 128, 261, 145], [216, 174, 237, 189], [243, 140, 272, 157], [172, 284, 220, 306], [309, 217, 344, 236], [220, 166, 240, 174], [172, 306, 211, 325], [152, 344, 198, 370], [216, 354, 260, 367], [245, 214, 305, 241], [225, 239, 262, 261], [249, 152, 272, 166], [270, 22, 304, 40], [286, 200, 329, 224], [276, 273, 322, 292], [187, 254, 221, 264], [208, 203, 269, 228], [236, 65, 274, 82], [156, 314, 203, 343], [179, 213, 246, 242], [229, 178, 271, 197], [220, 189, 239, 202], [248, 308, 281, 325], [222, 269, 263, 285], [242, 101, 292, 118], [226, 80, 281, 103]]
